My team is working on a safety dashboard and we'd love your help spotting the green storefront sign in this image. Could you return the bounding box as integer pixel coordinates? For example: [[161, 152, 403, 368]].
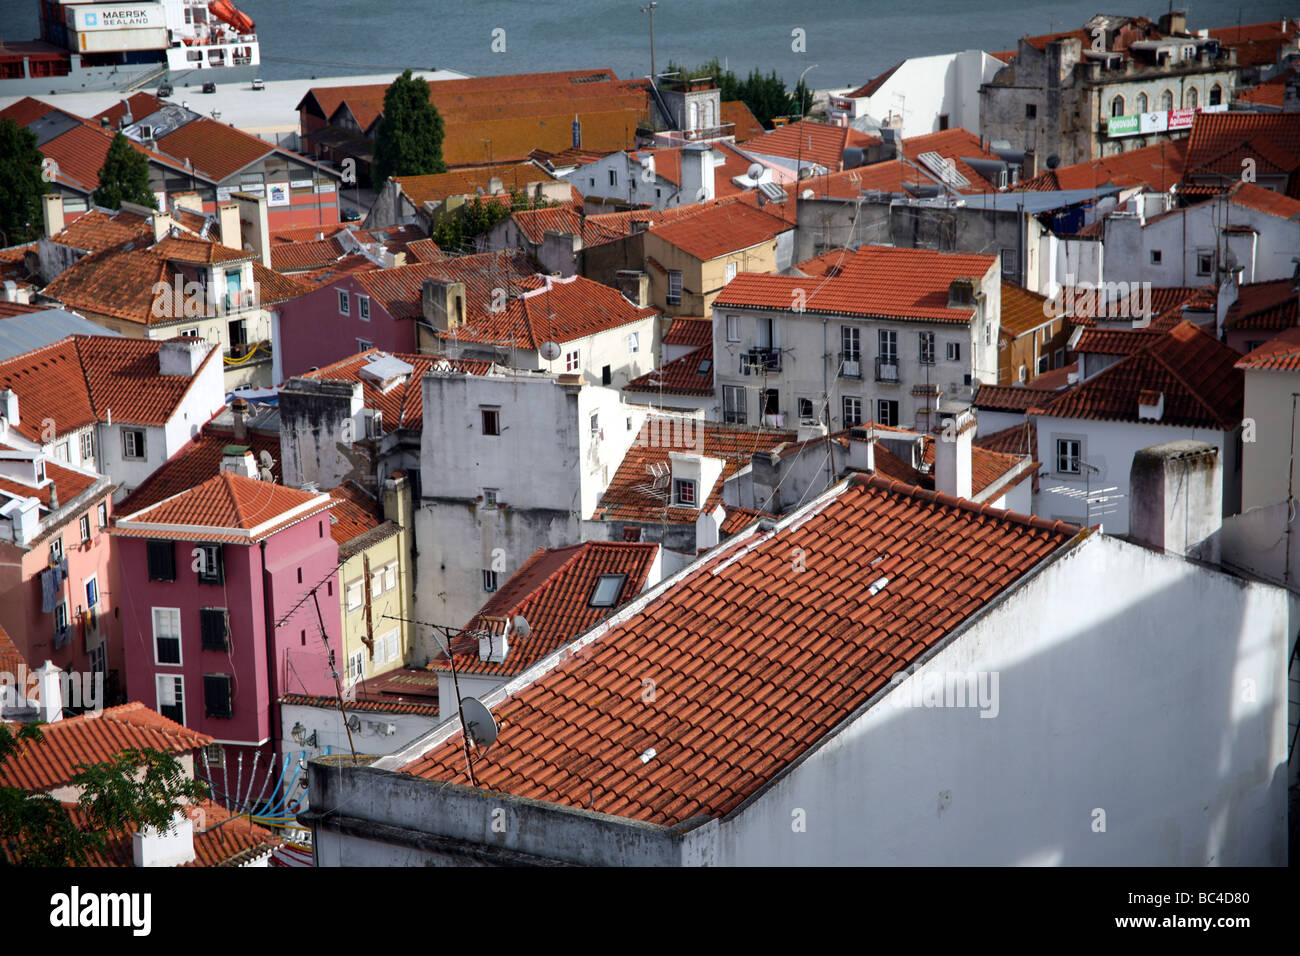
[[1106, 114, 1141, 137]]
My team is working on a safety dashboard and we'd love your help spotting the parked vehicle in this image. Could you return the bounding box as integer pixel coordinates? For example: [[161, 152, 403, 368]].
[[202, 81, 217, 93], [251, 77, 265, 90], [158, 82, 173, 97]]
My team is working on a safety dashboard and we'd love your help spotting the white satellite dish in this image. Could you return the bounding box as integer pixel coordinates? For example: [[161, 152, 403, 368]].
[[460, 697, 499, 749], [511, 615, 531, 638], [746, 161, 764, 181], [539, 340, 562, 361]]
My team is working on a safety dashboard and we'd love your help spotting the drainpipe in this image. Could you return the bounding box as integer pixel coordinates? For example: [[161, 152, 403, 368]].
[[260, 538, 279, 782]]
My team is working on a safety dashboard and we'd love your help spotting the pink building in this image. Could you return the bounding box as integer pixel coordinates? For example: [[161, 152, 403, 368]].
[[112, 470, 341, 806]]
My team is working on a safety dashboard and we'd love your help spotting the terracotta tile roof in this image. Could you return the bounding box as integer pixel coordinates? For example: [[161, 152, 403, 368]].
[[720, 100, 765, 139], [792, 248, 854, 277], [154, 116, 275, 182], [0, 454, 100, 511], [846, 62, 904, 99], [1236, 327, 1300, 370], [975, 383, 1063, 412], [405, 237, 443, 262], [117, 424, 283, 515], [1017, 139, 1188, 192], [350, 251, 536, 323], [624, 344, 714, 396], [1226, 181, 1300, 219], [0, 623, 26, 677], [649, 201, 791, 260], [439, 108, 643, 167], [399, 474, 1080, 825], [292, 253, 380, 287], [1074, 327, 1164, 354], [1208, 20, 1300, 68], [799, 159, 938, 199], [1000, 282, 1056, 336], [0, 335, 218, 443], [975, 420, 1038, 458], [594, 418, 796, 525], [114, 471, 332, 543], [49, 208, 152, 253], [0, 702, 211, 791], [41, 246, 168, 322], [0, 301, 45, 318], [430, 541, 660, 678], [328, 480, 384, 546], [252, 261, 314, 305], [93, 92, 164, 129], [901, 127, 1009, 192], [303, 349, 492, 431], [719, 504, 765, 535], [919, 437, 1030, 497], [393, 162, 558, 208], [1183, 112, 1300, 189], [1223, 278, 1299, 331], [1035, 321, 1243, 428], [739, 120, 879, 170], [714, 245, 996, 324], [1235, 79, 1288, 108], [152, 235, 251, 264], [435, 274, 657, 349], [0, 96, 61, 127], [270, 236, 346, 271], [279, 692, 439, 717], [663, 317, 712, 348]]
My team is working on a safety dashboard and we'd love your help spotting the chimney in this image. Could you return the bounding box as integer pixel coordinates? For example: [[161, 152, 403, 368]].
[[220, 445, 257, 478], [133, 811, 196, 867], [487, 177, 504, 196], [478, 627, 509, 663], [217, 202, 241, 252], [0, 389, 18, 426], [680, 144, 715, 203], [118, 101, 133, 129], [947, 277, 976, 310], [932, 407, 976, 499], [572, 114, 582, 149], [159, 338, 207, 376], [1128, 441, 1221, 563], [1158, 10, 1188, 36], [846, 425, 876, 472], [41, 193, 64, 238], [230, 397, 249, 441], [1137, 389, 1164, 421], [615, 269, 650, 307], [421, 278, 467, 332], [48, 483, 58, 510], [382, 470, 413, 533], [35, 660, 63, 722], [233, 192, 271, 267], [152, 210, 175, 243]]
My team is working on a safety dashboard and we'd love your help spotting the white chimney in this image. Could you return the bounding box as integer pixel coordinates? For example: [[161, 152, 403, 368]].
[[478, 629, 509, 663], [1137, 390, 1164, 421], [680, 144, 715, 203], [1129, 441, 1222, 563], [220, 447, 258, 478], [35, 660, 64, 722], [132, 811, 196, 867], [932, 408, 976, 499], [0, 389, 18, 425], [217, 202, 242, 253], [42, 193, 65, 238], [159, 338, 207, 376]]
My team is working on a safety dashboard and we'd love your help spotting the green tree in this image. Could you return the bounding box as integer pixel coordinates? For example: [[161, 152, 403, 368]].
[[0, 722, 208, 867], [371, 69, 446, 189], [0, 118, 48, 244], [431, 189, 556, 254], [663, 60, 803, 129], [93, 131, 156, 210]]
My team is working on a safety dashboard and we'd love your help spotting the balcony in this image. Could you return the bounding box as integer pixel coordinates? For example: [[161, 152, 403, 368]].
[[740, 347, 781, 374], [875, 357, 900, 383], [839, 353, 862, 378]]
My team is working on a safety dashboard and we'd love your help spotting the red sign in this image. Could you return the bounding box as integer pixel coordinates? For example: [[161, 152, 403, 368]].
[[1168, 108, 1195, 130]]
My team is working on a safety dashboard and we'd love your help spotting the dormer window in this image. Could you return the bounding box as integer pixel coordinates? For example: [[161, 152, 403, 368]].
[[589, 573, 626, 608], [673, 478, 697, 507]]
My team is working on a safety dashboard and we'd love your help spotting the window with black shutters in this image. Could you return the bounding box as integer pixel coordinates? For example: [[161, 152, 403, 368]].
[[204, 675, 232, 718], [200, 608, 229, 651], [197, 544, 224, 585], [147, 541, 176, 582]]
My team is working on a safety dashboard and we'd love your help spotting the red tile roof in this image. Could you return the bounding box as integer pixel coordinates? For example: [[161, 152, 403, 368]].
[[0, 702, 211, 791], [434, 274, 657, 349], [594, 418, 796, 525], [117, 424, 283, 516], [714, 245, 996, 324], [270, 235, 346, 272], [1034, 321, 1243, 428], [0, 335, 219, 443], [1236, 327, 1300, 370], [49, 208, 152, 253], [720, 100, 765, 139], [0, 454, 101, 511], [93, 92, 164, 129], [846, 62, 904, 99], [349, 251, 536, 323], [152, 235, 251, 264], [975, 421, 1038, 458], [901, 127, 1009, 192], [154, 117, 275, 182], [1183, 112, 1300, 189], [0, 96, 62, 128], [1074, 327, 1164, 354], [279, 691, 439, 717], [114, 472, 333, 543], [1223, 278, 1299, 331], [431, 541, 660, 678], [0, 623, 27, 676], [1017, 138, 1188, 192], [1226, 181, 1300, 219], [399, 474, 1080, 825], [1000, 282, 1056, 336], [624, 344, 714, 396], [662, 317, 712, 348], [648, 201, 791, 260], [393, 162, 559, 208], [405, 237, 443, 262], [740, 120, 879, 170], [328, 480, 384, 546], [975, 383, 1063, 413], [1208, 20, 1300, 69]]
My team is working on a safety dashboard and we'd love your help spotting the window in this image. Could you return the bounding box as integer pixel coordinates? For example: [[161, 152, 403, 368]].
[[841, 326, 861, 361], [984, 320, 992, 348], [153, 607, 182, 665], [565, 350, 580, 372], [1185, 87, 1198, 109], [122, 428, 146, 460], [919, 331, 935, 365], [482, 569, 499, 592], [204, 743, 224, 769], [204, 675, 233, 718], [1160, 88, 1173, 111], [370, 568, 383, 597], [180, 327, 199, 339], [97, 502, 107, 528], [608, 169, 617, 187], [35, 459, 45, 483], [483, 488, 499, 507], [85, 576, 98, 608], [1038, 353, 1050, 374], [1025, 103, 1037, 119], [723, 385, 747, 424], [481, 407, 501, 435], [877, 399, 899, 427], [1209, 83, 1222, 106], [228, 318, 247, 348], [590, 573, 626, 608], [147, 541, 176, 582], [346, 580, 363, 611], [797, 397, 815, 420], [358, 295, 370, 321], [673, 478, 697, 507], [667, 271, 683, 306], [1001, 248, 1015, 275], [196, 544, 224, 585], [627, 331, 640, 353], [601, 365, 612, 386], [947, 341, 961, 362], [80, 432, 94, 460], [878, 329, 897, 364], [1150, 249, 1162, 265], [383, 563, 397, 591], [761, 388, 780, 418], [357, 339, 373, 353], [79, 514, 91, 542], [1110, 95, 1124, 117], [1197, 252, 1213, 276], [938, 114, 950, 130], [200, 608, 229, 650], [726, 315, 740, 342], [53, 600, 68, 636], [347, 650, 365, 683], [842, 396, 863, 427], [725, 261, 738, 283], [1136, 92, 1148, 113], [156, 675, 184, 725], [1054, 347, 1065, 368], [589, 413, 599, 436], [54, 441, 69, 461], [1056, 438, 1082, 475], [337, 290, 350, 315]]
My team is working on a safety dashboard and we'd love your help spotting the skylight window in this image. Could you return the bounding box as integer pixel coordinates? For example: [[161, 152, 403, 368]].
[[590, 573, 626, 608], [697, 359, 712, 374]]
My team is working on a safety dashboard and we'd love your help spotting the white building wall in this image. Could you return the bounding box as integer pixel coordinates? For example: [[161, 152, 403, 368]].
[[690, 533, 1291, 865], [1240, 368, 1300, 512], [844, 51, 1004, 136], [280, 702, 438, 760]]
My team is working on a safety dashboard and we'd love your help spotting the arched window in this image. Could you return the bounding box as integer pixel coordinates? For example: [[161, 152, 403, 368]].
[[688, 101, 698, 130], [1160, 88, 1173, 111], [1209, 83, 1223, 106], [1185, 87, 1198, 108], [1136, 92, 1148, 113], [1111, 94, 1125, 117]]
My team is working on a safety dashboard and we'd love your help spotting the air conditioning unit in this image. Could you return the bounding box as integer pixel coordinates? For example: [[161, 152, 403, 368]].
[[843, 359, 861, 377]]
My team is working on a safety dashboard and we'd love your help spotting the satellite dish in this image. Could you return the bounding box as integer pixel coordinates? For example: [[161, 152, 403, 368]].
[[1046, 154, 1060, 169], [259, 450, 275, 468], [539, 340, 562, 361], [346, 715, 360, 732], [511, 615, 531, 638], [460, 697, 499, 749], [746, 161, 764, 181]]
